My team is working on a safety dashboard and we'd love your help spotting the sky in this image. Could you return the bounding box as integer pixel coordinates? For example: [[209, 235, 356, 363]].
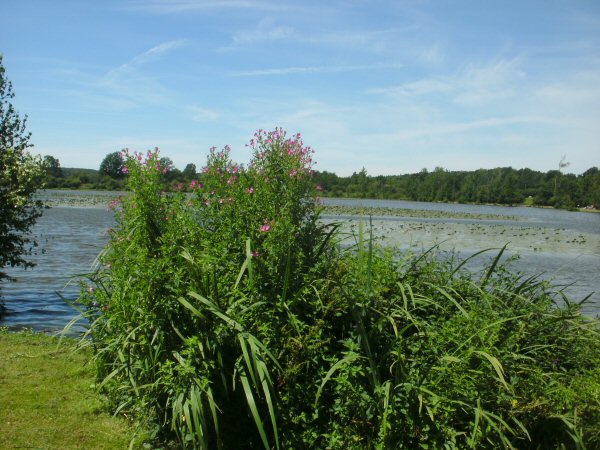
[[1, 0, 599, 176]]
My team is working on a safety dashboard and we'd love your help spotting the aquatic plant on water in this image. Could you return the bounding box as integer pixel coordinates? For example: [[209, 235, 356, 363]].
[[78, 129, 600, 449]]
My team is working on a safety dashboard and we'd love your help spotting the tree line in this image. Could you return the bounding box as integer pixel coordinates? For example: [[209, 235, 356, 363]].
[[42, 151, 599, 210], [42, 151, 198, 190], [313, 166, 600, 210]]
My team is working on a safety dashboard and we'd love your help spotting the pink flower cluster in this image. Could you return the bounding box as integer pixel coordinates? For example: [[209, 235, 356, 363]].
[[189, 180, 203, 190], [249, 128, 315, 178], [120, 147, 171, 174]]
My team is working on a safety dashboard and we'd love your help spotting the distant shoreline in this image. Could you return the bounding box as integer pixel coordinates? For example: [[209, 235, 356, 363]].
[[36, 189, 599, 213]]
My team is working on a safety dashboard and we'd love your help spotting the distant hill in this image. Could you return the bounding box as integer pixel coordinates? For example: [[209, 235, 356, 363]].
[[61, 167, 99, 177]]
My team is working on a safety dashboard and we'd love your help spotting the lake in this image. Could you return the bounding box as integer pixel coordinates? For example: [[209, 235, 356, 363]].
[[1, 195, 598, 333]]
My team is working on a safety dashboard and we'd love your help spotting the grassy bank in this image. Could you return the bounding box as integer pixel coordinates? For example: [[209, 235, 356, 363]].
[[0, 328, 147, 449]]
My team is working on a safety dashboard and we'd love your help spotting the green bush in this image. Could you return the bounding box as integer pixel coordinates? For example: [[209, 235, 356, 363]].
[[80, 129, 600, 449]]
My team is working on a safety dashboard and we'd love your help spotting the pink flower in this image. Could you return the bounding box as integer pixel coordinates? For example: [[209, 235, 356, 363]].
[[247, 187, 254, 194], [260, 223, 270, 232], [251, 251, 259, 257], [122, 166, 129, 174]]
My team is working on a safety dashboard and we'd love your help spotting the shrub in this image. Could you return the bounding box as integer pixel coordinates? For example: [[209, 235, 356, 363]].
[[0, 56, 45, 293], [80, 129, 600, 449]]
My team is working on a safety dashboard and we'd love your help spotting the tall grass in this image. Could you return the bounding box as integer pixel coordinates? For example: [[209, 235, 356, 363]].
[[78, 130, 600, 448]]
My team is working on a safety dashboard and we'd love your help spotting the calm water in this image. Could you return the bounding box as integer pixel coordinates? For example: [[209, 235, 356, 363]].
[[1, 207, 114, 333], [1, 198, 598, 333], [323, 198, 600, 234]]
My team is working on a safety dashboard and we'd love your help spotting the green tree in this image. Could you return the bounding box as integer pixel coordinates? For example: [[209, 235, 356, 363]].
[[99, 151, 125, 178], [0, 56, 45, 292], [182, 163, 196, 180], [43, 154, 62, 178]]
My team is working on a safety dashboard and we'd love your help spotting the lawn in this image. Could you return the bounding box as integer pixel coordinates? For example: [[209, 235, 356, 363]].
[[0, 328, 147, 449]]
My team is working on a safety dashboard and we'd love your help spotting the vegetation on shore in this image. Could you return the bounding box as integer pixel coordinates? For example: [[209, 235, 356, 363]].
[[41, 153, 599, 210], [314, 166, 600, 210], [0, 328, 147, 449], [77, 129, 600, 449]]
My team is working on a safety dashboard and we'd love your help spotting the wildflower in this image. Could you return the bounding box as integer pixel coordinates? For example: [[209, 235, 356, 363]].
[[251, 251, 259, 257], [247, 187, 254, 194], [260, 223, 271, 232], [122, 165, 129, 174]]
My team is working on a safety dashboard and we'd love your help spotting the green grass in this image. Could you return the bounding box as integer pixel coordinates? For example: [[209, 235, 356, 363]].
[[0, 328, 148, 449]]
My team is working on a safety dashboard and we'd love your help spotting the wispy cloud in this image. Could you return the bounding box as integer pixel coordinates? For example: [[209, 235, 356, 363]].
[[107, 39, 189, 76], [304, 27, 414, 50], [126, 0, 294, 13], [231, 62, 402, 77], [223, 21, 413, 53], [381, 115, 550, 141], [94, 40, 189, 108], [232, 25, 295, 45], [189, 105, 220, 121], [369, 58, 525, 105], [368, 78, 451, 97]]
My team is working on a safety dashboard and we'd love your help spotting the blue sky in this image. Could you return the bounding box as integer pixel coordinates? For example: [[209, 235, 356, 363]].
[[1, 0, 599, 175]]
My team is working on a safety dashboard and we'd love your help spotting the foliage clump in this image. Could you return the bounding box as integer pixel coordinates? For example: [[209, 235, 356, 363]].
[[81, 128, 600, 449], [0, 56, 44, 292]]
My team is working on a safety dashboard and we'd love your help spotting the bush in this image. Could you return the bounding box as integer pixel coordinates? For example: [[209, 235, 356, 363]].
[[0, 56, 45, 291], [80, 129, 600, 449]]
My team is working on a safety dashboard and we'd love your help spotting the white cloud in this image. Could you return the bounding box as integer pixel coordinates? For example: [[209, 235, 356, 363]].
[[416, 43, 446, 66], [368, 78, 451, 96], [231, 62, 402, 77], [454, 58, 525, 105], [107, 39, 189, 76], [232, 25, 295, 45], [369, 58, 525, 105], [92, 40, 189, 109], [223, 21, 413, 53], [126, 0, 293, 13], [535, 71, 600, 107], [189, 105, 220, 121]]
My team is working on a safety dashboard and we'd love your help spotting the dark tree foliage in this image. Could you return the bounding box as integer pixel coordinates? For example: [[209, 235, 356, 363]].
[[0, 55, 45, 287], [182, 163, 197, 180], [99, 151, 125, 178], [43, 154, 62, 178], [314, 165, 600, 210]]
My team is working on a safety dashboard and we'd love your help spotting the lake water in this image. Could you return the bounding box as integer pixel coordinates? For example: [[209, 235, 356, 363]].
[[1, 197, 599, 333], [1, 207, 114, 333]]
